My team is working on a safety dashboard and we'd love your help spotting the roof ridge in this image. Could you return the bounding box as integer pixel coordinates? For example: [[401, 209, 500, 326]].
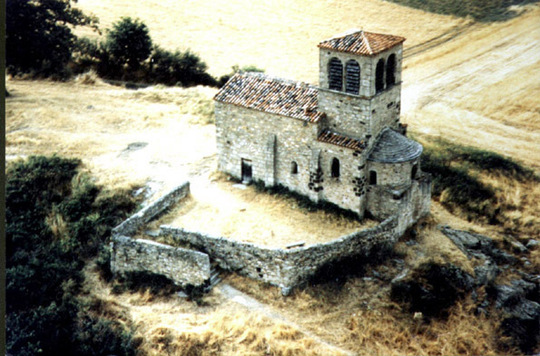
[[362, 31, 373, 55], [235, 71, 317, 90]]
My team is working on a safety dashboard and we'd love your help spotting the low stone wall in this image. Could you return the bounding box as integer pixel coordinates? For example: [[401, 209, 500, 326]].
[[111, 235, 210, 288], [112, 181, 190, 236], [110, 176, 430, 295], [161, 215, 402, 295]]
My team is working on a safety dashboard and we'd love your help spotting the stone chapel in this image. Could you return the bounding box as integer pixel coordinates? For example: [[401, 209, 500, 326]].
[[214, 29, 431, 221]]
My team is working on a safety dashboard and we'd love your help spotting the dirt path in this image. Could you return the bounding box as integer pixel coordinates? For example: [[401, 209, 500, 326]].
[[217, 283, 356, 356]]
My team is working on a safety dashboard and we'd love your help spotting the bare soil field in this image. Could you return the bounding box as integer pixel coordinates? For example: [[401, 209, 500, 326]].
[[6, 0, 540, 354]]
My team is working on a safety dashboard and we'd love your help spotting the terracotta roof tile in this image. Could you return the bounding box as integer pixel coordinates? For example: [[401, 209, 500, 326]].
[[214, 72, 325, 123], [318, 30, 405, 56], [318, 129, 368, 151]]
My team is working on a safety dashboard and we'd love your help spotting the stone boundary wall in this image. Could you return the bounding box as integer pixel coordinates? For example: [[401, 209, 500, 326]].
[[111, 235, 210, 288], [161, 214, 403, 295], [110, 176, 429, 295], [112, 181, 190, 236]]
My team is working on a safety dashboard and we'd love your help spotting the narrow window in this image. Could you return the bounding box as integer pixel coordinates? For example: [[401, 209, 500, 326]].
[[291, 161, 298, 175], [369, 170, 377, 185], [386, 54, 396, 87], [411, 164, 418, 180], [345, 60, 360, 95], [375, 59, 385, 93], [328, 58, 343, 91], [331, 158, 340, 178]]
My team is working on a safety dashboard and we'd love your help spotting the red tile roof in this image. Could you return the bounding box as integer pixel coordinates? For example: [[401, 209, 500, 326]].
[[214, 72, 325, 123], [318, 30, 405, 56], [318, 129, 368, 151]]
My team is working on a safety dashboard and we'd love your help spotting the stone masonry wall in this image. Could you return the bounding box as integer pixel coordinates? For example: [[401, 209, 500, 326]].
[[160, 215, 401, 295], [110, 171, 429, 295], [215, 101, 319, 198], [367, 173, 431, 221], [112, 181, 190, 236], [111, 235, 210, 288], [369, 159, 418, 187], [314, 142, 367, 216], [216, 101, 372, 216], [317, 89, 372, 139]]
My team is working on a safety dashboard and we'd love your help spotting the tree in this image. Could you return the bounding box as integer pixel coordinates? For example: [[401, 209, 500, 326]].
[[6, 0, 98, 78], [148, 46, 216, 86], [106, 17, 152, 70]]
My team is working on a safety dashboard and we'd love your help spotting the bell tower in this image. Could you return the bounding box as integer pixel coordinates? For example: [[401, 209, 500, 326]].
[[317, 30, 405, 142]]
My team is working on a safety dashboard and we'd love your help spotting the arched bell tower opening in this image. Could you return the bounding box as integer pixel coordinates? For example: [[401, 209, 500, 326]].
[[328, 58, 343, 91], [375, 59, 385, 93], [386, 54, 396, 87], [345, 60, 360, 95]]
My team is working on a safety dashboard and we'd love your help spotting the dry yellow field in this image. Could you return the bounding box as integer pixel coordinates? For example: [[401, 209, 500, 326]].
[[6, 0, 540, 354], [71, 0, 540, 170], [74, 0, 469, 82]]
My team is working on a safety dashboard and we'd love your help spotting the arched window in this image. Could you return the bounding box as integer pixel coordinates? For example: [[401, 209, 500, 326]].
[[331, 158, 340, 178], [386, 54, 396, 87], [291, 161, 298, 175], [411, 164, 418, 180], [345, 60, 360, 95], [369, 170, 377, 185], [328, 58, 343, 91], [375, 59, 385, 93]]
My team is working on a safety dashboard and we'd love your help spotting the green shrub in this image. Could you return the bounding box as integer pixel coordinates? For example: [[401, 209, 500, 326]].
[[73, 315, 139, 356], [385, 0, 517, 20], [6, 156, 139, 355], [106, 17, 152, 70], [6, 0, 98, 78], [148, 46, 217, 87]]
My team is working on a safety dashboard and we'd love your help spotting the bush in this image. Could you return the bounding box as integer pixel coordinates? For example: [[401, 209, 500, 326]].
[[6, 156, 139, 355], [385, 0, 514, 20], [105, 17, 152, 70], [6, 0, 98, 78], [73, 18, 219, 86], [148, 46, 217, 86], [391, 260, 474, 317]]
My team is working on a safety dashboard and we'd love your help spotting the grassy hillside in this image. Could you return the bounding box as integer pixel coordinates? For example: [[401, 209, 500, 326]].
[[6, 0, 540, 354]]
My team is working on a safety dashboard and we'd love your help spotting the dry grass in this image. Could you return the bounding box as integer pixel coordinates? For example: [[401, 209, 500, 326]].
[[6, 79, 217, 194], [479, 172, 540, 238], [152, 175, 374, 248], [224, 272, 505, 356], [74, 0, 467, 83], [84, 263, 349, 356], [141, 309, 341, 356]]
